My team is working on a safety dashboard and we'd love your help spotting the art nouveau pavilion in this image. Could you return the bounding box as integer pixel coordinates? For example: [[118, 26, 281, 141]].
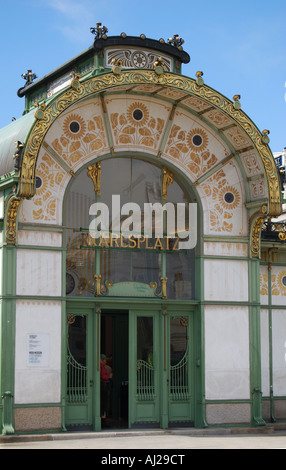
[[0, 25, 285, 434]]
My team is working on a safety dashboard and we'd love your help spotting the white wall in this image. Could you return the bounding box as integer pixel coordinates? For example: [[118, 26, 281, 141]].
[[205, 305, 250, 400], [204, 258, 249, 302], [14, 300, 62, 404]]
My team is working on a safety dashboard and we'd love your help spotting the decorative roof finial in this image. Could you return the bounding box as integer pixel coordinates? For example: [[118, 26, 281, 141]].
[[90, 22, 108, 39], [21, 70, 37, 86], [167, 34, 184, 50]]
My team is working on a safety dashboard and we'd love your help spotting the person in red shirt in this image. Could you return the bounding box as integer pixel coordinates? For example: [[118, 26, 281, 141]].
[[100, 354, 112, 420]]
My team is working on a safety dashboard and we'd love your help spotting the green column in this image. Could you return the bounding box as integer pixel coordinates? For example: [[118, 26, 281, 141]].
[[1, 245, 16, 435], [249, 258, 266, 426], [194, 254, 207, 427], [93, 306, 101, 431], [159, 309, 168, 428]]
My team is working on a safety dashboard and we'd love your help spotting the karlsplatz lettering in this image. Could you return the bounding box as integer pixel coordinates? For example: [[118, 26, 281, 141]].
[[85, 233, 181, 251]]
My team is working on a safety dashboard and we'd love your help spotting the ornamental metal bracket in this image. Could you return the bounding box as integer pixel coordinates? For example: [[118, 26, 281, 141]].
[[5, 197, 21, 245], [87, 162, 101, 195], [94, 274, 102, 296], [249, 204, 268, 258], [162, 167, 174, 200]]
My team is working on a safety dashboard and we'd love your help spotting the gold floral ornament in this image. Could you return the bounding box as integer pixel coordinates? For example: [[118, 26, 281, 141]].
[[218, 186, 241, 211], [32, 153, 65, 222], [63, 114, 87, 140], [186, 128, 208, 153], [201, 169, 242, 233], [110, 101, 165, 149], [276, 271, 286, 295], [126, 102, 149, 127], [260, 274, 268, 296]]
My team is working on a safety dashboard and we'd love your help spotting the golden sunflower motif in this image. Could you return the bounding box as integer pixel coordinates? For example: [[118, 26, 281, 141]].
[[63, 114, 87, 140], [126, 102, 149, 127], [218, 186, 241, 210], [277, 270, 286, 294], [35, 169, 51, 196], [186, 128, 209, 153]]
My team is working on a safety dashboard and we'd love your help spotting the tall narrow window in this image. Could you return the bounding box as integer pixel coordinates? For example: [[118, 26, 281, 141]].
[[136, 317, 154, 400]]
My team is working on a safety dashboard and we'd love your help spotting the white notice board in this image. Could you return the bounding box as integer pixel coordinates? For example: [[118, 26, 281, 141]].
[[27, 334, 50, 367]]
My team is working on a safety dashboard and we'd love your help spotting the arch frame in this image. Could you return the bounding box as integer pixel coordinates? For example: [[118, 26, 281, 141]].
[[9, 70, 282, 256]]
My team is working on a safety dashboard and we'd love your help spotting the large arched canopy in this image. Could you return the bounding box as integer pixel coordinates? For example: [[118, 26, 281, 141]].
[[1, 33, 282, 257]]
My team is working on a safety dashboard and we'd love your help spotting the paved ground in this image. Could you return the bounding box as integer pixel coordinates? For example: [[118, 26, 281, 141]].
[[1, 428, 286, 449]]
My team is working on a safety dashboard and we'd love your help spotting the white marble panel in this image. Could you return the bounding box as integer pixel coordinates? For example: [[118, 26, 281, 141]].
[[205, 305, 250, 400], [261, 309, 270, 396], [14, 300, 61, 404], [272, 309, 286, 397], [204, 241, 248, 257], [16, 249, 62, 296], [204, 258, 249, 302], [18, 230, 62, 248]]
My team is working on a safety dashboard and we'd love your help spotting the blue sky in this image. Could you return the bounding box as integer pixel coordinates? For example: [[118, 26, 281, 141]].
[[0, 0, 285, 152]]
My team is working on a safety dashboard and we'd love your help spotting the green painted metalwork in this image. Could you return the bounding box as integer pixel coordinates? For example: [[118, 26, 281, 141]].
[[1, 244, 16, 435], [248, 258, 266, 426], [169, 345, 189, 401], [67, 347, 88, 404], [136, 360, 155, 401]]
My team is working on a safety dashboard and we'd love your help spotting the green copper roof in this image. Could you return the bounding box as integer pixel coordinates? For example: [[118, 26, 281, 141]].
[[0, 110, 35, 177]]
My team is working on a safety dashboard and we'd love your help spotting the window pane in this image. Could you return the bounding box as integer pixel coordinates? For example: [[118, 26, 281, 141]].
[[137, 317, 153, 362], [137, 316, 154, 400], [66, 170, 96, 297], [170, 316, 189, 400]]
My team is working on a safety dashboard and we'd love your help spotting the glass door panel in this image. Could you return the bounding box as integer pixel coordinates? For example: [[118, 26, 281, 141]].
[[168, 314, 193, 424], [137, 316, 154, 401], [66, 313, 93, 428], [129, 311, 159, 427]]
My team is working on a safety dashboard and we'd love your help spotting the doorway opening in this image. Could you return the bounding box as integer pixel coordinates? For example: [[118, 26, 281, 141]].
[[101, 310, 129, 428]]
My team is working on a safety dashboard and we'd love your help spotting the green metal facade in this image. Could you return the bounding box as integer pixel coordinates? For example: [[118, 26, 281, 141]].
[[0, 31, 285, 434]]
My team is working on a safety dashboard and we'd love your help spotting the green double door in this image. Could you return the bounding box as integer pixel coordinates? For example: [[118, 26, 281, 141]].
[[65, 307, 194, 430]]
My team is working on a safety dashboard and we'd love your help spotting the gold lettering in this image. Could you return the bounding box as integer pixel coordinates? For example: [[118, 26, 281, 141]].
[[99, 237, 109, 247], [120, 234, 128, 248], [128, 235, 137, 248], [154, 237, 164, 250], [172, 237, 180, 250], [110, 233, 120, 247], [145, 237, 153, 249], [164, 236, 170, 250], [137, 236, 145, 249]]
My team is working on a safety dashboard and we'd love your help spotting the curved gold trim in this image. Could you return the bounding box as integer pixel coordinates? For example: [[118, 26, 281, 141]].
[[18, 70, 281, 216], [17, 70, 282, 259]]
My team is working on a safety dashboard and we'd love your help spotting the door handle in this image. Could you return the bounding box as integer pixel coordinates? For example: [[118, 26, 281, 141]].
[[89, 380, 94, 387]]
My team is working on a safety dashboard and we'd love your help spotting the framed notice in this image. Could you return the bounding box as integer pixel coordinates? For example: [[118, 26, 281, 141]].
[[27, 334, 50, 367]]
